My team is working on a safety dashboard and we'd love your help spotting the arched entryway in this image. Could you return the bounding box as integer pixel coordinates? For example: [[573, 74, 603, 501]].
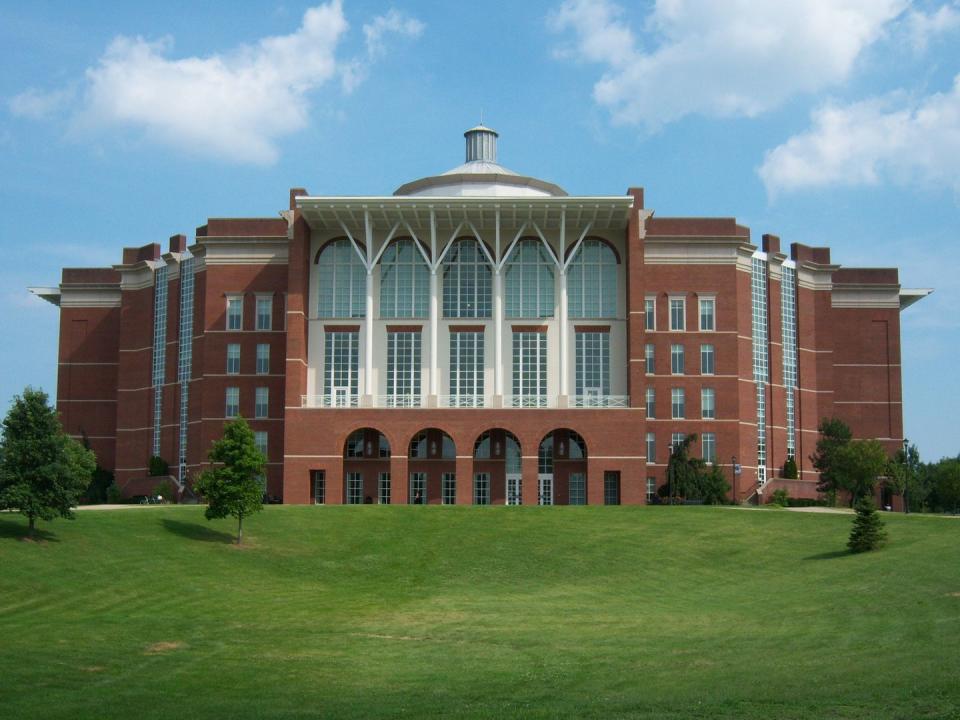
[[538, 429, 588, 505], [408, 428, 455, 504], [473, 429, 522, 505], [343, 428, 391, 504]]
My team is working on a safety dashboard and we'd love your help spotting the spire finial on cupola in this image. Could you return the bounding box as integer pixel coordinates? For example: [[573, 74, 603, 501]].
[[464, 124, 498, 163]]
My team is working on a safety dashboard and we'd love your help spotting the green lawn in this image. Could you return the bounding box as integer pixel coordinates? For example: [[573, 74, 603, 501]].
[[0, 505, 957, 719]]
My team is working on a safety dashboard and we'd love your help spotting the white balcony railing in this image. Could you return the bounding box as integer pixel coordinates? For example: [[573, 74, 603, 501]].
[[374, 394, 423, 409], [506, 394, 556, 409], [570, 394, 630, 408], [301, 394, 359, 408], [438, 394, 489, 408]]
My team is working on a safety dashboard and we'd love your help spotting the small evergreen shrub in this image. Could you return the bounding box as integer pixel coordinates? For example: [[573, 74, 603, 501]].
[[771, 488, 790, 507], [848, 497, 888, 553], [153, 478, 177, 503], [148, 456, 169, 476], [105, 482, 123, 504], [783, 457, 798, 479]]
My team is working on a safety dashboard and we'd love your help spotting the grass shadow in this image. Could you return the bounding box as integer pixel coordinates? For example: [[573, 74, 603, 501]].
[[161, 518, 235, 544], [0, 516, 61, 542], [802, 549, 851, 561]]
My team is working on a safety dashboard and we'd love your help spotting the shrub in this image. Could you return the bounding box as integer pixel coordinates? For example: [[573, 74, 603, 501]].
[[848, 497, 888, 553], [782, 457, 798, 479], [771, 488, 790, 507], [152, 478, 177, 503], [786, 497, 829, 508], [148, 456, 169, 476], [105, 483, 123, 504]]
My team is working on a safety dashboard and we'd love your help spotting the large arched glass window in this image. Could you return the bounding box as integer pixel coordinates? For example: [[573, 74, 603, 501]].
[[317, 239, 366, 318], [380, 238, 429, 319], [568, 239, 618, 318], [505, 239, 555, 318], [443, 238, 491, 318]]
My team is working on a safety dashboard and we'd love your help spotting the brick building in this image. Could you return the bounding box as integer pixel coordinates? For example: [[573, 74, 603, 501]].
[[33, 126, 929, 505]]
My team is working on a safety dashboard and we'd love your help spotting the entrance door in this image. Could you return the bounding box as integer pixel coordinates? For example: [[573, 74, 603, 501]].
[[538, 474, 554, 506], [506, 473, 522, 505], [333, 386, 350, 407]]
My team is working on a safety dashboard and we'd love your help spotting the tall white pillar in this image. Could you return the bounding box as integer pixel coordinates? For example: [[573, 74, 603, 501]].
[[494, 270, 503, 398], [560, 271, 568, 398], [429, 269, 438, 400], [365, 270, 373, 400]]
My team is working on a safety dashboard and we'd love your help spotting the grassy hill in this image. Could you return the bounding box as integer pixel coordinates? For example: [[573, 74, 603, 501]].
[[0, 505, 957, 719]]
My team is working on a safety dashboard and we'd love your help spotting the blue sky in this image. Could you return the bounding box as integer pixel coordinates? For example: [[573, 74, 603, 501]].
[[2, 0, 957, 461]]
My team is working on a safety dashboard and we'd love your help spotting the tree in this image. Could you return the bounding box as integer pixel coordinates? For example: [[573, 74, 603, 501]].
[[930, 457, 960, 514], [193, 417, 265, 544], [699, 464, 731, 505], [832, 439, 889, 507], [811, 417, 852, 503], [666, 434, 702, 501], [848, 496, 887, 553], [0, 388, 96, 537], [782, 456, 798, 479]]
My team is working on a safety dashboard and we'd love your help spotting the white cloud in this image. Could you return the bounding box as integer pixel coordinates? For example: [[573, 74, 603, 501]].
[[550, 0, 908, 129], [363, 9, 424, 59], [9, 86, 75, 120], [905, 1, 960, 50], [11, 1, 423, 165], [758, 74, 960, 196]]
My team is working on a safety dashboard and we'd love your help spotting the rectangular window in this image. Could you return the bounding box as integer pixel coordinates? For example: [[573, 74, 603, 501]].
[[646, 432, 656, 463], [702, 432, 716, 464], [701, 388, 716, 419], [409, 472, 426, 504], [645, 387, 655, 418], [255, 387, 269, 419], [644, 297, 655, 331], [603, 471, 621, 506], [576, 331, 610, 397], [256, 343, 270, 375], [442, 473, 456, 505], [645, 343, 655, 374], [312, 470, 325, 504], [512, 331, 547, 406], [256, 295, 272, 330], [670, 298, 685, 331], [670, 344, 685, 374], [254, 430, 268, 459], [671, 432, 686, 450], [646, 477, 657, 503], [379, 472, 391, 505], [700, 344, 715, 375], [226, 343, 240, 374], [226, 295, 243, 330], [473, 473, 490, 505], [449, 332, 484, 406], [569, 473, 586, 505], [225, 387, 239, 418], [346, 473, 363, 505], [151, 266, 168, 459], [699, 297, 715, 331], [324, 331, 359, 404], [671, 387, 685, 419], [387, 331, 421, 405]]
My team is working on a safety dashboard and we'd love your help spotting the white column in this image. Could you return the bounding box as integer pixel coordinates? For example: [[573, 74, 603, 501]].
[[429, 209, 438, 403], [494, 207, 503, 401], [364, 210, 374, 403], [559, 209, 568, 399]]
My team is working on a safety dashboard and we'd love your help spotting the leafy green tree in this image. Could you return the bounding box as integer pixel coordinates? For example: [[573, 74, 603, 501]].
[[848, 496, 888, 553], [0, 388, 96, 537], [832, 439, 889, 507], [194, 417, 265, 544], [930, 457, 960, 513], [666, 434, 703, 501], [811, 417, 852, 504], [782, 456, 798, 479], [699, 464, 731, 505]]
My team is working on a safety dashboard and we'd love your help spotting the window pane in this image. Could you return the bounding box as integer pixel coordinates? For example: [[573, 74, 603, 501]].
[[256, 296, 272, 330], [505, 239, 554, 318], [380, 239, 429, 319], [442, 239, 491, 318], [575, 332, 609, 396], [317, 239, 366, 318], [670, 298, 685, 331], [568, 239, 617, 319]]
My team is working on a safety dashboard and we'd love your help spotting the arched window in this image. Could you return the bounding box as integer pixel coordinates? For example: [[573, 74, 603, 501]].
[[317, 239, 366, 318], [443, 238, 491, 318], [380, 238, 429, 319], [567, 239, 618, 318], [505, 239, 555, 318]]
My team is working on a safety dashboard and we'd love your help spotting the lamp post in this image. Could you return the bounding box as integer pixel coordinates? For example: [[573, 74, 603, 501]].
[[903, 437, 910, 515], [667, 442, 675, 505], [730, 455, 738, 503]]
